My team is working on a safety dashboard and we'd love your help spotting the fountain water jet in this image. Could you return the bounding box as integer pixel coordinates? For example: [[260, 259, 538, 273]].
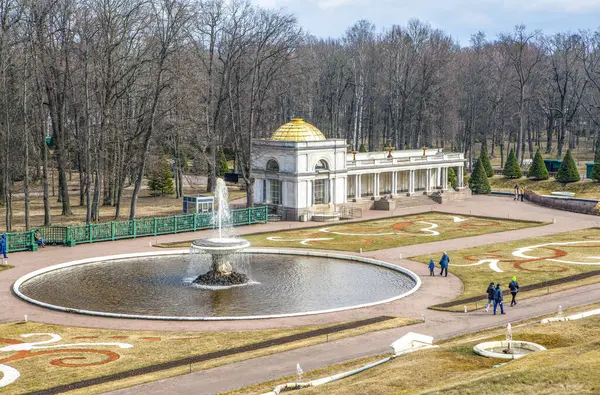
[[192, 179, 250, 286]]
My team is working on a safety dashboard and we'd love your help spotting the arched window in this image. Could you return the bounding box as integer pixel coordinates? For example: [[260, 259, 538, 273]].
[[266, 159, 280, 172], [315, 160, 329, 171]]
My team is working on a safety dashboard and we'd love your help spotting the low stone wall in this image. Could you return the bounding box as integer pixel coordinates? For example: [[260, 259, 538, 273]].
[[525, 189, 600, 216], [429, 188, 472, 204]]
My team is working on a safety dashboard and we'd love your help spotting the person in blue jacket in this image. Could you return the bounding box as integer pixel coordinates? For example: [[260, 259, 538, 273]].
[[493, 283, 505, 315], [0, 234, 7, 259], [428, 258, 435, 276], [439, 252, 450, 277]]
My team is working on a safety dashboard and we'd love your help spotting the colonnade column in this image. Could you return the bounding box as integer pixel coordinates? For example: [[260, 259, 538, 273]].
[[356, 174, 361, 199], [458, 166, 464, 188], [425, 168, 431, 193], [374, 173, 380, 197], [408, 170, 415, 195], [442, 168, 449, 190], [392, 171, 397, 196]]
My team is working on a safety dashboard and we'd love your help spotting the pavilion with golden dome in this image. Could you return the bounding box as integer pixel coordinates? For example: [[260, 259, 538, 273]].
[[251, 118, 466, 220]]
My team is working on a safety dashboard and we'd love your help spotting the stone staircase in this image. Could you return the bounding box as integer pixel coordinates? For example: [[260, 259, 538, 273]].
[[393, 194, 439, 208]]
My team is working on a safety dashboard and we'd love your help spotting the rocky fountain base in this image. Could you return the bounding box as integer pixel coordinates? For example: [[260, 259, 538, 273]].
[[191, 238, 250, 286]]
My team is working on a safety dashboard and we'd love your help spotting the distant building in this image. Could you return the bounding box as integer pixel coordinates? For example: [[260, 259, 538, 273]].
[[251, 118, 466, 219]]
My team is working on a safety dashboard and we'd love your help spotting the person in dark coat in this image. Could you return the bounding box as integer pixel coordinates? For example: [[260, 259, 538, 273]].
[[509, 276, 520, 306], [439, 252, 450, 277], [514, 183, 519, 201], [0, 234, 7, 260], [493, 283, 505, 315], [485, 282, 495, 312], [428, 258, 435, 276]]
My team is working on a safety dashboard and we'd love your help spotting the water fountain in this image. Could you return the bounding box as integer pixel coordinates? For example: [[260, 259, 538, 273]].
[[192, 178, 250, 286], [14, 183, 420, 319], [473, 323, 546, 360]]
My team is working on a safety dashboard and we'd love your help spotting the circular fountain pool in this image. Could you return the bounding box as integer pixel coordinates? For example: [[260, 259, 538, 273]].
[[14, 250, 419, 320]]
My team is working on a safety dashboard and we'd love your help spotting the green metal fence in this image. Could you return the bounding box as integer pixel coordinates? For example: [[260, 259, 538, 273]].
[[4, 206, 268, 253]]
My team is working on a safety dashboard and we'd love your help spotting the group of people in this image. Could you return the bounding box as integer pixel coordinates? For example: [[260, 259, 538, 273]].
[[485, 277, 520, 315], [428, 252, 450, 277], [514, 183, 525, 202]]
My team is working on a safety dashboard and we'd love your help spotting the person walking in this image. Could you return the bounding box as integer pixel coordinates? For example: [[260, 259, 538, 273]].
[[428, 258, 435, 276], [0, 234, 7, 263], [439, 252, 450, 277], [520, 186, 525, 202], [485, 282, 495, 312], [514, 183, 519, 201], [493, 283, 505, 315], [509, 276, 520, 306]]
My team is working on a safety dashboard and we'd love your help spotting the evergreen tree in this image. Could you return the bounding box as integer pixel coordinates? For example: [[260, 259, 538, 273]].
[[448, 167, 457, 189], [527, 150, 549, 180], [479, 146, 493, 178], [217, 148, 229, 177], [591, 162, 600, 182], [358, 143, 367, 153], [148, 158, 175, 196], [468, 159, 491, 194], [503, 149, 522, 179], [595, 147, 600, 163], [556, 149, 580, 183]]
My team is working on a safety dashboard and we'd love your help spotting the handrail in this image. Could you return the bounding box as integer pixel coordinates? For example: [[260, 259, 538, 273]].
[[4, 206, 268, 253]]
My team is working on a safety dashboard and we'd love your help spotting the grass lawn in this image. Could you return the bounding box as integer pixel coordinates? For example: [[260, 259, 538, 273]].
[[228, 306, 600, 395], [240, 213, 543, 252], [0, 318, 415, 394], [0, 265, 12, 273], [489, 176, 600, 199], [412, 228, 600, 311]]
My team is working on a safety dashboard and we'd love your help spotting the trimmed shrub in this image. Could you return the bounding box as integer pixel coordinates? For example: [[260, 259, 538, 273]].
[[148, 157, 175, 197], [556, 149, 580, 183], [527, 150, 549, 180], [468, 159, 491, 194], [448, 167, 458, 189], [503, 149, 522, 179], [479, 146, 494, 178]]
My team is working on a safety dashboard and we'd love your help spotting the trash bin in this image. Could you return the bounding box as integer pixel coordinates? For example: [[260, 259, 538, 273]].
[[299, 212, 309, 222]]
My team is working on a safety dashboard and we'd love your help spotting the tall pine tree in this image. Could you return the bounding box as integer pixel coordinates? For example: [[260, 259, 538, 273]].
[[503, 149, 522, 179], [527, 150, 549, 180], [148, 158, 175, 197], [469, 159, 491, 194], [556, 149, 580, 183], [217, 148, 229, 177], [479, 146, 493, 178]]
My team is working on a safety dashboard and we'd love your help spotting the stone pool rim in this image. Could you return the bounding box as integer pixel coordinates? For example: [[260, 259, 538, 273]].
[[13, 248, 421, 321], [473, 340, 547, 360]]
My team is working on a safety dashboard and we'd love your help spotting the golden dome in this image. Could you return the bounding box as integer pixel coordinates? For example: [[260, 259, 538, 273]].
[[270, 118, 326, 141]]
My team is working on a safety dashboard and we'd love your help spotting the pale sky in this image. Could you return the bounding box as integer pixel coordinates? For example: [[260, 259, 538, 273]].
[[251, 0, 600, 45]]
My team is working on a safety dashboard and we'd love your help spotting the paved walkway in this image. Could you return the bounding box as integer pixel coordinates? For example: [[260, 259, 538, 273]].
[[1, 196, 599, 393], [108, 282, 600, 395]]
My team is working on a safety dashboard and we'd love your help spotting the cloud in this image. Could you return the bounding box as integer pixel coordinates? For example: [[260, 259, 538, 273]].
[[316, 0, 358, 10], [496, 0, 600, 13]]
